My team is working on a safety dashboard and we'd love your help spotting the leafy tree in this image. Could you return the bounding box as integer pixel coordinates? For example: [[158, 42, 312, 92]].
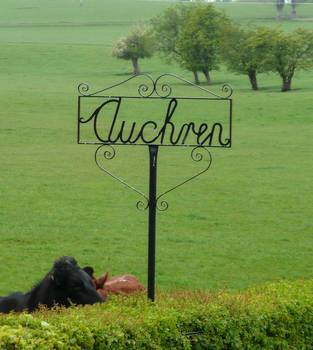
[[175, 4, 230, 84], [269, 28, 313, 91], [152, 3, 231, 84], [221, 26, 276, 90], [151, 5, 189, 69], [112, 25, 155, 75]]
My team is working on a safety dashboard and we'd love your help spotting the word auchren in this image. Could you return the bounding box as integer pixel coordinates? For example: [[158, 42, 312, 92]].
[[82, 98, 230, 147]]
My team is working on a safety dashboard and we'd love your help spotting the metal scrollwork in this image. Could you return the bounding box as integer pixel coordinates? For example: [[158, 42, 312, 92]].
[[154, 75, 172, 98], [78, 73, 232, 99], [156, 83, 172, 98], [78, 83, 90, 95], [156, 200, 169, 212], [138, 78, 155, 98], [94, 145, 212, 212], [136, 199, 149, 211], [156, 147, 212, 211], [80, 73, 229, 211], [138, 83, 151, 97], [221, 84, 233, 98], [94, 145, 149, 211]]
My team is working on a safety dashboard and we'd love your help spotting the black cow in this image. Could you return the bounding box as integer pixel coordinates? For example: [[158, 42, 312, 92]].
[[0, 256, 102, 313]]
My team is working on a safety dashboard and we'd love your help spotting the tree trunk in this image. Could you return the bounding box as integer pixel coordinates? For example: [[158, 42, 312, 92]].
[[248, 70, 258, 91], [202, 69, 211, 85], [281, 78, 292, 92], [193, 71, 200, 85], [281, 67, 295, 92], [290, 0, 296, 19], [131, 57, 140, 75], [276, 0, 285, 19]]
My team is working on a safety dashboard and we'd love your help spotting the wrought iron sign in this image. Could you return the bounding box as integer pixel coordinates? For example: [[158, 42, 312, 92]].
[[77, 73, 233, 301]]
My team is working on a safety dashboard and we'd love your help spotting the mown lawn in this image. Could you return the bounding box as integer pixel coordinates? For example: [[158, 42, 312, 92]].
[[0, 0, 312, 295]]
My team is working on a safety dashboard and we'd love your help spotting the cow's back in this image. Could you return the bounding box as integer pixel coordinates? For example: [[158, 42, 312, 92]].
[[0, 292, 28, 313]]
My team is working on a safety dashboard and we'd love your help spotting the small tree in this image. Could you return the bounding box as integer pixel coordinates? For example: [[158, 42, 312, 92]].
[[176, 4, 231, 84], [152, 3, 231, 84], [222, 26, 275, 90], [269, 28, 313, 91], [112, 26, 155, 75]]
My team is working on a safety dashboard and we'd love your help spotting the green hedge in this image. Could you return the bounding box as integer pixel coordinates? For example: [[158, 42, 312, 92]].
[[0, 279, 313, 349]]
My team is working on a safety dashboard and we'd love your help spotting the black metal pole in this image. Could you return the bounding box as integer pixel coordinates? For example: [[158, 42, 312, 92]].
[[147, 145, 158, 301]]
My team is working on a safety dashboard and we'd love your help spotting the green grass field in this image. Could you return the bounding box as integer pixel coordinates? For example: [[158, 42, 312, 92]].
[[0, 0, 312, 295]]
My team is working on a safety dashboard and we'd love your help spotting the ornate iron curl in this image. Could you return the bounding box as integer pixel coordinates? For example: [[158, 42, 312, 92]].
[[136, 199, 149, 211], [78, 74, 155, 97], [153, 75, 172, 98], [156, 147, 212, 211], [156, 200, 169, 212], [154, 73, 233, 99], [78, 83, 90, 95], [78, 73, 232, 99], [94, 145, 212, 212], [138, 80, 155, 98], [221, 84, 233, 98], [155, 82, 172, 98], [95, 145, 149, 211]]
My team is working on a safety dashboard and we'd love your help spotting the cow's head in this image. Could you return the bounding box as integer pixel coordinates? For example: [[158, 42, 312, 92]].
[[51, 257, 102, 306]]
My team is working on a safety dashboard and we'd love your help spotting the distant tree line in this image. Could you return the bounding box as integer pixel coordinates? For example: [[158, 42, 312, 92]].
[[112, 2, 313, 92]]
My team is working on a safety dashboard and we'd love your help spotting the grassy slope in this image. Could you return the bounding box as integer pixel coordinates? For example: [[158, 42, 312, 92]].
[[0, 0, 312, 294]]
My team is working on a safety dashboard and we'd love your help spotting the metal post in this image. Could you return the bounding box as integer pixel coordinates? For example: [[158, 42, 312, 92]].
[[147, 145, 158, 301]]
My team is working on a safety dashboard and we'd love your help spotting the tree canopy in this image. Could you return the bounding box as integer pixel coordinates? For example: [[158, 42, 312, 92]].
[[152, 3, 231, 84], [112, 25, 155, 75], [151, 4, 188, 63], [222, 26, 276, 90], [176, 4, 230, 84], [269, 28, 313, 91]]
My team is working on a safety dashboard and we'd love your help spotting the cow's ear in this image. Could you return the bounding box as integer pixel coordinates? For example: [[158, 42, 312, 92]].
[[97, 272, 109, 289], [83, 266, 94, 278]]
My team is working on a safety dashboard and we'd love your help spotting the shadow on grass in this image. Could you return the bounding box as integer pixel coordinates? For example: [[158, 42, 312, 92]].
[[112, 72, 134, 77]]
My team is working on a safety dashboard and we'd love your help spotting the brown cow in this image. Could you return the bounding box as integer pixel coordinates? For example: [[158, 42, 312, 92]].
[[92, 272, 145, 300]]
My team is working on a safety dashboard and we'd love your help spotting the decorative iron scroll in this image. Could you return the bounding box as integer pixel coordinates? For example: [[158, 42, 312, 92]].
[[94, 144, 212, 212], [95, 144, 149, 211], [78, 73, 232, 211], [156, 146, 212, 211], [78, 74, 232, 149], [78, 73, 233, 99]]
